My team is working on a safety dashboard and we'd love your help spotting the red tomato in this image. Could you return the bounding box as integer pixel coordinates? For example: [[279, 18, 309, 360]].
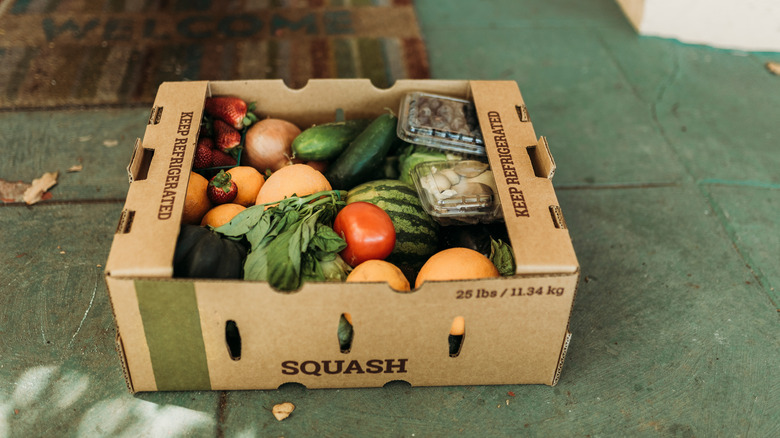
[[333, 202, 396, 267]]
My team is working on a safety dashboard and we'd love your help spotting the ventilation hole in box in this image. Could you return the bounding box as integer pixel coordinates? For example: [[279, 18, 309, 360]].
[[549, 205, 567, 229], [148, 106, 163, 125], [114, 209, 135, 234], [448, 316, 465, 357], [334, 108, 345, 122], [122, 210, 135, 234], [225, 320, 241, 360], [515, 104, 529, 122], [338, 313, 354, 353]]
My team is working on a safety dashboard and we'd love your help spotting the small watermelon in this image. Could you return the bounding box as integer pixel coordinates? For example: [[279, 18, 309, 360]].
[[347, 179, 440, 284]]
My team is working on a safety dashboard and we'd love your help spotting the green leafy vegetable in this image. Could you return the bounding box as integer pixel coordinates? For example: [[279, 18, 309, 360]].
[[216, 190, 349, 291], [397, 143, 448, 184], [489, 237, 516, 276], [312, 253, 352, 282]]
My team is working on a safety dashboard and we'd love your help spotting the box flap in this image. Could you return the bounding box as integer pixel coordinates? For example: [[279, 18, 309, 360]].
[[470, 81, 578, 275], [105, 81, 210, 278], [208, 79, 473, 127]]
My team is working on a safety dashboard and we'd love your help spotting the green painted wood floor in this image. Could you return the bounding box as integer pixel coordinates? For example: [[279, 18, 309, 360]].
[[2, 0, 779, 436]]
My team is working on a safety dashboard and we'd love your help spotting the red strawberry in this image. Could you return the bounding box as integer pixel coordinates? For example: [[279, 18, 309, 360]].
[[198, 137, 214, 149], [207, 170, 238, 204], [213, 119, 242, 152], [193, 141, 213, 169], [205, 96, 256, 130], [211, 149, 237, 167]]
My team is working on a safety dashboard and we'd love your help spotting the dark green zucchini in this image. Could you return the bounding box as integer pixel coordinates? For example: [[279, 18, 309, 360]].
[[292, 119, 371, 161], [324, 113, 399, 190]]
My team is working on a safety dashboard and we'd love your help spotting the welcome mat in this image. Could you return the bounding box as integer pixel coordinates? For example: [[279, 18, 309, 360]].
[[0, 0, 430, 110]]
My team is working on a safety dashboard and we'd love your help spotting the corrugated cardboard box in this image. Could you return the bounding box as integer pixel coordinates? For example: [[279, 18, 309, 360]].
[[104, 79, 579, 392]]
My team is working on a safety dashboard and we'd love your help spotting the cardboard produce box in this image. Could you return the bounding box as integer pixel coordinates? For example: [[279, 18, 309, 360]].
[[104, 79, 579, 392]]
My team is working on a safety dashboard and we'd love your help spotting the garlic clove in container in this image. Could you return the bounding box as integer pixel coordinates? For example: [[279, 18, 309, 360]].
[[420, 174, 455, 201], [430, 172, 453, 191], [465, 169, 498, 194], [450, 181, 493, 199], [439, 168, 461, 185], [453, 160, 489, 178]]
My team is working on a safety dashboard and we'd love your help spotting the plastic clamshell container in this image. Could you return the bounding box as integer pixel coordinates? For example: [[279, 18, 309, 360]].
[[397, 92, 486, 156], [411, 159, 503, 225]]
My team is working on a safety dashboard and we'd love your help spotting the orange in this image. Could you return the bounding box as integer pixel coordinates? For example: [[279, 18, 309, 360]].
[[346, 260, 411, 292], [255, 163, 332, 207], [201, 203, 246, 228], [227, 166, 265, 207], [182, 172, 211, 225], [450, 316, 465, 336], [415, 247, 499, 288]]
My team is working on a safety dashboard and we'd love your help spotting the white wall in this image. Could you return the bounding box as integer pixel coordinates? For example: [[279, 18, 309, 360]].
[[616, 0, 780, 52]]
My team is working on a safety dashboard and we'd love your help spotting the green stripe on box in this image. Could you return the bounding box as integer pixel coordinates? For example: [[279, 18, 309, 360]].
[[135, 280, 211, 391]]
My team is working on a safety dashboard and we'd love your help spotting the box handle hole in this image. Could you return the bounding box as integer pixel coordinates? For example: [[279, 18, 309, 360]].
[[225, 320, 241, 360], [449, 316, 465, 357], [526, 146, 547, 178], [338, 313, 353, 353], [127, 145, 154, 183], [526, 137, 555, 179]]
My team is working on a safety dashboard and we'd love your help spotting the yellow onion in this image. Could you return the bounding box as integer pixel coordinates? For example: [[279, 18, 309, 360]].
[[243, 118, 301, 173]]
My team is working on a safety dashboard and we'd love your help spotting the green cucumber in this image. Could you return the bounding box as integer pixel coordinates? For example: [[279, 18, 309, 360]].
[[292, 119, 371, 161], [324, 113, 399, 190], [347, 179, 440, 284]]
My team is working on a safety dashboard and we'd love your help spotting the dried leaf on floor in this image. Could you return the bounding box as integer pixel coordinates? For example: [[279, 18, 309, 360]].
[[0, 178, 31, 203], [68, 164, 84, 172], [272, 402, 295, 421], [766, 61, 780, 75], [23, 171, 58, 205]]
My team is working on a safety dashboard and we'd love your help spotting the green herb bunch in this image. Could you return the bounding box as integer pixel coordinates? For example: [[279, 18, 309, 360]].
[[215, 190, 351, 291]]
